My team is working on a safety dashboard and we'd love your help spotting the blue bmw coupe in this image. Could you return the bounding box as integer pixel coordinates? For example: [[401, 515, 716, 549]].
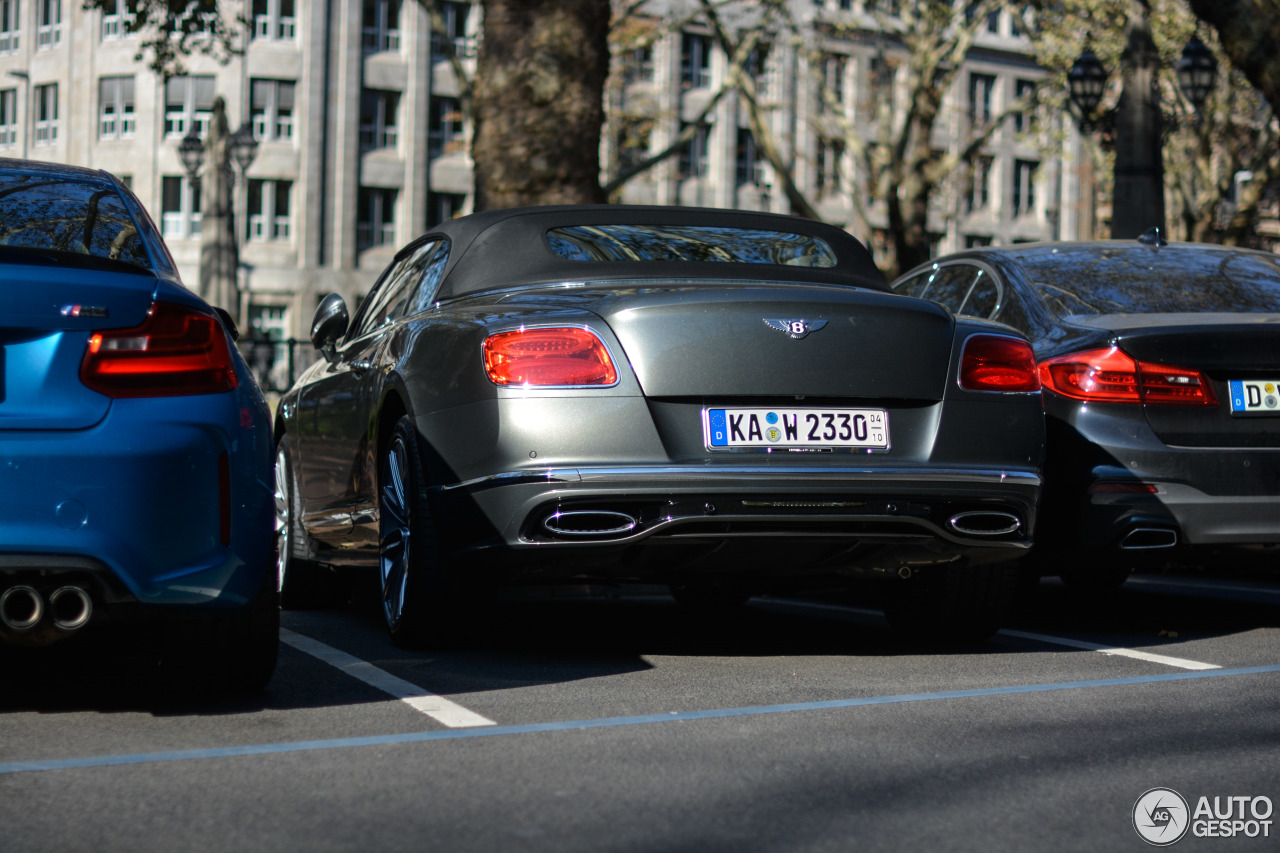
[[0, 159, 276, 693]]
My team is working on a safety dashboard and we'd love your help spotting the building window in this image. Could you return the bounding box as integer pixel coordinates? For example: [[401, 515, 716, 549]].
[[965, 234, 994, 248], [968, 155, 993, 212], [427, 191, 465, 228], [613, 117, 651, 173], [816, 138, 844, 195], [360, 88, 399, 151], [968, 73, 996, 125], [0, 88, 15, 148], [0, 0, 19, 53], [250, 78, 295, 142], [678, 122, 709, 180], [33, 83, 57, 145], [747, 45, 771, 98], [430, 1, 473, 60], [1013, 158, 1038, 216], [252, 0, 295, 40], [362, 0, 400, 53], [735, 127, 763, 187], [99, 76, 135, 139], [986, 11, 1000, 34], [622, 45, 654, 85], [37, 0, 59, 49], [681, 33, 711, 90], [165, 75, 215, 138], [428, 96, 463, 158], [161, 175, 202, 240], [823, 54, 847, 109], [868, 55, 895, 105], [1013, 78, 1035, 133], [357, 187, 397, 250], [247, 179, 292, 242], [101, 0, 133, 40]]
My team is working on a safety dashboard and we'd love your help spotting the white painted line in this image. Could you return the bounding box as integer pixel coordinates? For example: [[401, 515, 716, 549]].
[[999, 629, 1221, 671], [280, 629, 496, 728]]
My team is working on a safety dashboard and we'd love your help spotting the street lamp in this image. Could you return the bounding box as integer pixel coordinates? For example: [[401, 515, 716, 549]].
[[176, 96, 258, 324], [1066, 11, 1219, 240]]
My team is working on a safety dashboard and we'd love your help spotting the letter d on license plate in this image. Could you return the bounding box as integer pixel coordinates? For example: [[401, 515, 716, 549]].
[[704, 408, 889, 450]]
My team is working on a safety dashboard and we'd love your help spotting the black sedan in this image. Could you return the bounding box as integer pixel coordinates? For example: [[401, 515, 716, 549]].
[[892, 233, 1280, 588], [275, 206, 1044, 645]]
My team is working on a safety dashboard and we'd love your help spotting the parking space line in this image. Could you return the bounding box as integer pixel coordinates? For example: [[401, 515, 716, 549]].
[[280, 629, 496, 728], [3, 663, 1277, 776], [999, 629, 1220, 671]]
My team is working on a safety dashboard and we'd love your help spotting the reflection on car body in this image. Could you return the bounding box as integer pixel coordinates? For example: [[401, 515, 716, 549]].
[[275, 205, 1044, 646], [893, 233, 1280, 588], [0, 158, 277, 693]]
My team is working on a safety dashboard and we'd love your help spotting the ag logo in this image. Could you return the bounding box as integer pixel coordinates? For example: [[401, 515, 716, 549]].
[[1133, 788, 1190, 846]]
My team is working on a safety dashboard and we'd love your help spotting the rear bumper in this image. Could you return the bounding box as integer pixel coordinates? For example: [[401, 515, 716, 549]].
[[0, 392, 274, 646], [431, 464, 1041, 581]]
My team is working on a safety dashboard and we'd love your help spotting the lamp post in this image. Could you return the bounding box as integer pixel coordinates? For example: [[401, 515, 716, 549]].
[[177, 96, 259, 324], [1067, 6, 1218, 240]]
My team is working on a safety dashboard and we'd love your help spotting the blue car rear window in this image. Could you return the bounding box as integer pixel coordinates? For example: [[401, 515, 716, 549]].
[[547, 224, 838, 268], [0, 174, 152, 272]]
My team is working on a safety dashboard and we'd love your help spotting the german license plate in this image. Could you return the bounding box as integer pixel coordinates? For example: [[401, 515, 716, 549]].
[[1228, 380, 1280, 415], [705, 408, 889, 450]]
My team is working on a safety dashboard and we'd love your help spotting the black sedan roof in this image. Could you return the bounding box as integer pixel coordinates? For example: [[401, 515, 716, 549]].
[[413, 205, 889, 301]]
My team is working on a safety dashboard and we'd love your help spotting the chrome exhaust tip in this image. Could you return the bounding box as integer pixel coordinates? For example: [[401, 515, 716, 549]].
[[48, 586, 93, 631], [1, 586, 44, 632], [1120, 527, 1178, 550], [948, 511, 1022, 537], [542, 510, 638, 538]]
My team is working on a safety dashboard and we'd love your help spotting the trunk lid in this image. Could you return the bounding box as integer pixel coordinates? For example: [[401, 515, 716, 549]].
[[1104, 314, 1280, 447], [1, 261, 156, 430], [596, 284, 954, 400]]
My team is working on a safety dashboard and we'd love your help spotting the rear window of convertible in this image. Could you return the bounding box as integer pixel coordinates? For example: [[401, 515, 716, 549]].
[[547, 224, 839, 268]]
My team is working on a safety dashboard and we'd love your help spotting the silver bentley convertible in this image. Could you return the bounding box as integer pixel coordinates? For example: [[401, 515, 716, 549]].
[[274, 206, 1044, 646]]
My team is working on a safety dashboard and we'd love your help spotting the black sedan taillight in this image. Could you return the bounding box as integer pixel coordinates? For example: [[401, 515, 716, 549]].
[[80, 301, 239, 398], [1038, 347, 1217, 406]]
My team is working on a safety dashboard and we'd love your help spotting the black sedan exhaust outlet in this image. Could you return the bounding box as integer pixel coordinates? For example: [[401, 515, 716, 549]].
[[543, 510, 639, 539], [1119, 527, 1178, 550], [0, 585, 44, 632], [947, 511, 1023, 537]]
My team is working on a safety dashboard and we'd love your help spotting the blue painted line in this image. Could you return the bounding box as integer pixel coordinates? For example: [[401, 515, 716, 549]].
[[3, 663, 1278, 776]]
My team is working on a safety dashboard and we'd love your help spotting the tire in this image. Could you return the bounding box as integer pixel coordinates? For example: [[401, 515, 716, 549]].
[[884, 560, 1020, 646], [275, 436, 347, 609], [378, 416, 457, 647]]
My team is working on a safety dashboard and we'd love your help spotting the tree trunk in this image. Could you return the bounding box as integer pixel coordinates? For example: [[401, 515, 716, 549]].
[[471, 0, 610, 210]]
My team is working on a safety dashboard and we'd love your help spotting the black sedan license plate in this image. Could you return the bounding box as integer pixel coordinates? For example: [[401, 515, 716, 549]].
[[1229, 380, 1280, 415], [705, 408, 889, 450]]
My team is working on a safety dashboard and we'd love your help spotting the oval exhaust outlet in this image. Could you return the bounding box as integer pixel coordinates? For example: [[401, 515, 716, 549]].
[[543, 510, 638, 538], [1120, 528, 1178, 550], [948, 511, 1022, 536]]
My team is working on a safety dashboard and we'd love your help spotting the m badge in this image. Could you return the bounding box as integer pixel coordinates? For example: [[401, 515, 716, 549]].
[[764, 318, 828, 340]]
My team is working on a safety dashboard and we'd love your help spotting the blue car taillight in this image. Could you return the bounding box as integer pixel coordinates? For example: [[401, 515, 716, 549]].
[[80, 301, 239, 398]]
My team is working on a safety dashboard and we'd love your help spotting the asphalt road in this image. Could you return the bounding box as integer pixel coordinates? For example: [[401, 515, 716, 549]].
[[1, 570, 1278, 853]]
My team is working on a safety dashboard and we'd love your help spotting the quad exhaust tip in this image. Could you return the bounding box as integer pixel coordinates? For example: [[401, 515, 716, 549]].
[[947, 511, 1022, 537], [0, 585, 93, 633]]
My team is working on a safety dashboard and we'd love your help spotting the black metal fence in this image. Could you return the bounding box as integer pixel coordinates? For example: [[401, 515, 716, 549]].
[[237, 337, 318, 395]]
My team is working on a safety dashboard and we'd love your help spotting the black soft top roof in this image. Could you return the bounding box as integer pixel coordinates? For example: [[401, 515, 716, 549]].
[[411, 205, 888, 300]]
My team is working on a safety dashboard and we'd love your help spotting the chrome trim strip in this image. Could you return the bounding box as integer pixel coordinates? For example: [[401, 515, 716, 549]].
[[438, 466, 1041, 493]]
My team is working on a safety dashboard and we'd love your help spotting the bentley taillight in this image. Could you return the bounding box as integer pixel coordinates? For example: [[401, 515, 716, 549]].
[[1038, 347, 1217, 406], [80, 301, 239, 398], [483, 327, 618, 387], [959, 335, 1040, 392]]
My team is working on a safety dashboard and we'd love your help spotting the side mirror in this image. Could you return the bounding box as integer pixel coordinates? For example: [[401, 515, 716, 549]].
[[311, 293, 349, 359]]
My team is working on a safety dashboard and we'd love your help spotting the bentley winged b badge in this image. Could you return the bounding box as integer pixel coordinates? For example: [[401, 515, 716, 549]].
[[764, 318, 828, 340]]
